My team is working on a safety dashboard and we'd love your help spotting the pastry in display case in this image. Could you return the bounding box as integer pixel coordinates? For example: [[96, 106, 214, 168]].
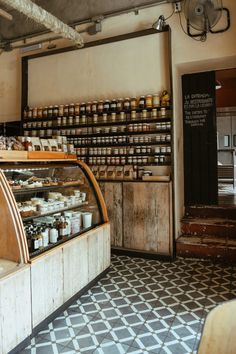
[[0, 160, 107, 259]]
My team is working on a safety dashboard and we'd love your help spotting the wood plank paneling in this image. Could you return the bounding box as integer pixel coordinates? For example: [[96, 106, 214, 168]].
[[123, 182, 172, 255], [31, 249, 64, 328], [0, 266, 31, 354], [99, 182, 123, 247], [63, 235, 89, 302]]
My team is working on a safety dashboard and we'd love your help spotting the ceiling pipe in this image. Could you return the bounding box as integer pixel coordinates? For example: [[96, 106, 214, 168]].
[[0, 0, 84, 47], [0, 8, 13, 20], [1, 0, 168, 45]]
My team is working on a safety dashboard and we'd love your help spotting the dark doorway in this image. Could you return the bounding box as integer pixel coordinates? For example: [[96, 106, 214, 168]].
[[182, 71, 218, 206]]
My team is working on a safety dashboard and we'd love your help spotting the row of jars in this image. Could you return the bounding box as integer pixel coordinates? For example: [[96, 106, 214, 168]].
[[76, 145, 171, 156], [87, 155, 170, 166], [24, 94, 167, 119]]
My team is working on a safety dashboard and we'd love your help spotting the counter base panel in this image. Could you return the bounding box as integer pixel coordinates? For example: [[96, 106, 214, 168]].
[[8, 266, 110, 354], [111, 247, 174, 261]]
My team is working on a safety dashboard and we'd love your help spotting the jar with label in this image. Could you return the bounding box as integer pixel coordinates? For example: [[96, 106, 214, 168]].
[[153, 94, 160, 107], [111, 112, 116, 122], [120, 112, 125, 121], [142, 110, 147, 119], [58, 105, 64, 117], [141, 146, 147, 154], [63, 104, 69, 117], [42, 107, 48, 119], [32, 107, 38, 119], [68, 116, 73, 125], [159, 155, 165, 164], [68, 103, 74, 116], [81, 115, 86, 124], [85, 102, 91, 115], [28, 107, 33, 119], [131, 97, 137, 110], [49, 224, 58, 244], [80, 103, 86, 115], [117, 98, 124, 112], [74, 116, 80, 125], [131, 111, 136, 120], [160, 107, 166, 116], [103, 100, 110, 113], [53, 105, 59, 117], [121, 157, 126, 165], [166, 134, 171, 142], [97, 101, 103, 114], [161, 146, 167, 153], [139, 96, 146, 109], [136, 146, 141, 154], [57, 117, 62, 126], [93, 114, 98, 123], [161, 135, 166, 142], [37, 107, 42, 119], [124, 98, 131, 111], [167, 146, 171, 153], [91, 101, 97, 114], [111, 99, 117, 112], [47, 106, 53, 118], [152, 108, 158, 118], [62, 117, 67, 126], [73, 103, 79, 115], [154, 156, 159, 164], [146, 95, 153, 108]]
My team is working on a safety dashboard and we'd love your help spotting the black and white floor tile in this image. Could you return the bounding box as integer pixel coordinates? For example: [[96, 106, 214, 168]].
[[20, 255, 236, 354]]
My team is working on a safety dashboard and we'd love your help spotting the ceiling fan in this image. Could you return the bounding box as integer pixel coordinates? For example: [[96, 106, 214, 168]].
[[184, 0, 230, 39]]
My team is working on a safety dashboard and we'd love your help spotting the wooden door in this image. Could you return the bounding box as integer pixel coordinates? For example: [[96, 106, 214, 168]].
[[182, 71, 218, 205]]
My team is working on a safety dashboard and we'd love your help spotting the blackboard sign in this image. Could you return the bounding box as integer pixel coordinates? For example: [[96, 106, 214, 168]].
[[182, 71, 217, 205]]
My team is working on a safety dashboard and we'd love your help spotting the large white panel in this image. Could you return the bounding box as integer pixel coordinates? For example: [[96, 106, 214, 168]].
[[0, 266, 31, 354], [28, 33, 169, 106], [63, 235, 89, 302], [31, 249, 63, 328]]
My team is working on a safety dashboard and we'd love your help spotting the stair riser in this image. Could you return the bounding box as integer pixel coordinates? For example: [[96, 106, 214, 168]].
[[176, 243, 236, 264], [181, 222, 236, 239], [186, 207, 236, 219]]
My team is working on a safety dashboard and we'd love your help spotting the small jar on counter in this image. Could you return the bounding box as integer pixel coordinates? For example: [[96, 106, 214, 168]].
[[103, 100, 110, 113], [153, 94, 160, 107], [98, 101, 103, 114], [80, 103, 86, 115], [91, 101, 97, 114], [32, 107, 38, 119], [131, 97, 137, 110], [48, 106, 53, 118], [124, 98, 131, 111], [74, 103, 80, 115], [86, 102, 91, 115], [64, 104, 69, 117]]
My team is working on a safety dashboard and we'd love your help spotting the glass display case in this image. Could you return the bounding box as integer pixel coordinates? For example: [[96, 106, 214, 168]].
[[0, 160, 107, 259]]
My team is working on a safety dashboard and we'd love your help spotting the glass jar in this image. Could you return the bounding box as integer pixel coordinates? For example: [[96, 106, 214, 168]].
[[32, 107, 38, 119], [124, 98, 131, 111], [42, 107, 48, 119], [80, 103, 86, 115], [93, 114, 98, 123], [146, 95, 153, 108], [139, 96, 146, 109], [68, 116, 73, 125], [117, 98, 124, 112], [91, 101, 97, 114], [153, 94, 160, 107], [103, 100, 110, 113], [64, 104, 69, 117], [98, 101, 103, 114], [102, 113, 107, 122], [111, 99, 117, 112], [48, 105, 53, 118], [53, 105, 59, 117], [59, 105, 64, 117], [74, 103, 80, 115], [111, 112, 116, 122], [69, 103, 75, 116], [120, 112, 125, 121], [85, 102, 91, 115], [152, 109, 158, 118], [131, 111, 136, 120], [131, 97, 137, 110]]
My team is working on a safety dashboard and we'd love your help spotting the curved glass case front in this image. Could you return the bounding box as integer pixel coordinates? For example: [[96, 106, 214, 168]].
[[0, 161, 106, 259]]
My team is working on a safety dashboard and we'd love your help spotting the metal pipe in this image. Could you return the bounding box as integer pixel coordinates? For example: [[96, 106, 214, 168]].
[[2, 0, 168, 45], [0, 0, 84, 46]]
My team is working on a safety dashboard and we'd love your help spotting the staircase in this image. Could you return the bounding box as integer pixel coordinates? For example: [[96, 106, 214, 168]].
[[176, 206, 236, 263]]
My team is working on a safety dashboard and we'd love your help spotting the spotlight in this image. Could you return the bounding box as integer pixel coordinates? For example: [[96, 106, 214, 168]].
[[152, 15, 166, 31]]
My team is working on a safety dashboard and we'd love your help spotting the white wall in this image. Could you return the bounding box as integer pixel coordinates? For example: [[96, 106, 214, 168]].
[[0, 0, 236, 236]]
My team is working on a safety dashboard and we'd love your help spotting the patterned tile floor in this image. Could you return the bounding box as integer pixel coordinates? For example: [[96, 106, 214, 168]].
[[21, 254, 236, 354]]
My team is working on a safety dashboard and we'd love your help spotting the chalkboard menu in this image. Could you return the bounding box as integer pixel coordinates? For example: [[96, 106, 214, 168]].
[[182, 71, 217, 205]]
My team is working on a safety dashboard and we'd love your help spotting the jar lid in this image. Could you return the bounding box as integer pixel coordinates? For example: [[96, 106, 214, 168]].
[[92, 100, 97, 103]]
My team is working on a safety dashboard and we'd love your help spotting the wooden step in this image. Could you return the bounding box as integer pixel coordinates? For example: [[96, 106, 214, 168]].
[[176, 235, 236, 263], [186, 206, 236, 219], [181, 217, 236, 239]]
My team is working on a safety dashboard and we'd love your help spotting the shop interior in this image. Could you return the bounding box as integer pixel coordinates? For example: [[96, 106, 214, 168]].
[[0, 1, 235, 354]]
